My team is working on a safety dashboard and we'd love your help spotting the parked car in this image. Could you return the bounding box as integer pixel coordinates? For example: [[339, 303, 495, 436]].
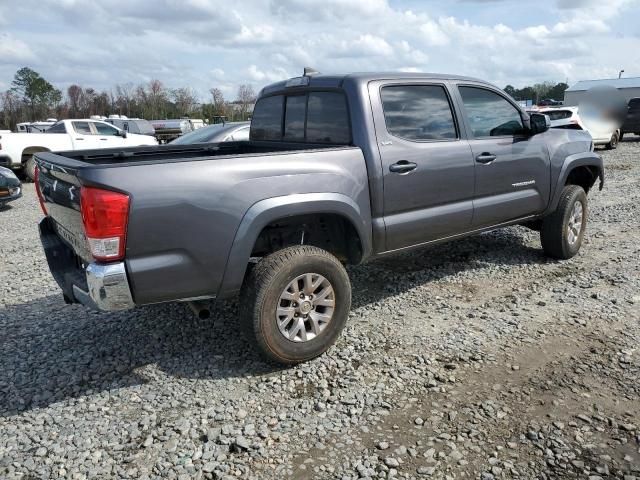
[[0, 119, 158, 180], [170, 122, 250, 145], [104, 118, 156, 137], [0, 166, 22, 206], [537, 106, 620, 149], [620, 97, 640, 140], [537, 99, 563, 107], [35, 70, 603, 365]]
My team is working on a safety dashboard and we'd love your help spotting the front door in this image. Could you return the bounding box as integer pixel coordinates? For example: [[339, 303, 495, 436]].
[[454, 85, 551, 228], [369, 81, 475, 252]]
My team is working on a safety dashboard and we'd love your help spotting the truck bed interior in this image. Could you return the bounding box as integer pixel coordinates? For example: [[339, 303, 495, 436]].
[[39, 141, 356, 168]]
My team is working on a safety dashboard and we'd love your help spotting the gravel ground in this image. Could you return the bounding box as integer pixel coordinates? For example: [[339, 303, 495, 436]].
[[1, 139, 639, 480]]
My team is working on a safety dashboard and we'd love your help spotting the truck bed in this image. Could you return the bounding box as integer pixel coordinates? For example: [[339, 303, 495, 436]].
[[36, 140, 347, 170]]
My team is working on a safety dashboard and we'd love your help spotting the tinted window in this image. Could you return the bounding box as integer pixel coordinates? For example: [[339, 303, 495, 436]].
[[459, 87, 524, 137], [629, 98, 640, 111], [46, 122, 67, 134], [72, 121, 92, 134], [306, 92, 350, 144], [544, 110, 572, 121], [381, 85, 457, 140], [94, 122, 120, 136], [284, 95, 306, 141], [251, 95, 284, 140]]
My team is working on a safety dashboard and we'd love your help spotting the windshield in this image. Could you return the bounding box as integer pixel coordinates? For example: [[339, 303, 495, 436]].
[[171, 124, 225, 144]]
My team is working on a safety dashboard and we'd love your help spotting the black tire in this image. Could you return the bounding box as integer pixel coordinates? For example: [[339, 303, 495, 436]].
[[619, 132, 625, 142], [605, 131, 619, 150], [240, 245, 351, 365], [24, 156, 37, 182], [540, 185, 587, 260]]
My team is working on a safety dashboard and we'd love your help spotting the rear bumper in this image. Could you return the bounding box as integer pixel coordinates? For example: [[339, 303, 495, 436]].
[[39, 217, 135, 312]]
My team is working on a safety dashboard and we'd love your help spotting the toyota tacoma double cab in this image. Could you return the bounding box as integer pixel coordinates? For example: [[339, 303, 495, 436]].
[[35, 70, 604, 365]]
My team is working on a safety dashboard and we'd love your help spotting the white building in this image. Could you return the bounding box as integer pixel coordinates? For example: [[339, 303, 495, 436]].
[[564, 77, 640, 106]]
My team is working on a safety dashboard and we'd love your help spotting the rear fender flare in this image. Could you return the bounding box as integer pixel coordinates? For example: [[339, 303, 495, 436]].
[[545, 152, 604, 215], [217, 193, 372, 299]]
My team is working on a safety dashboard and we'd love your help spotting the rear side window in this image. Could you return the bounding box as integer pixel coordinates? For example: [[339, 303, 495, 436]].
[[46, 122, 67, 134], [73, 121, 92, 134], [459, 86, 525, 137], [251, 91, 351, 144], [251, 95, 284, 141], [381, 85, 457, 141]]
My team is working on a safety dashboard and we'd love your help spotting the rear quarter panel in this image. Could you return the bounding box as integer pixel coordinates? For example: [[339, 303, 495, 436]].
[[78, 148, 370, 305]]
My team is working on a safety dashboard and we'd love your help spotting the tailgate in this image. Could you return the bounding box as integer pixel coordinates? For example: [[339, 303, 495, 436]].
[[36, 160, 92, 263]]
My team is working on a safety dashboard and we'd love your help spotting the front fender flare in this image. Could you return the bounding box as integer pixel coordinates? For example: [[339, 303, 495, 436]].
[[217, 192, 372, 299]]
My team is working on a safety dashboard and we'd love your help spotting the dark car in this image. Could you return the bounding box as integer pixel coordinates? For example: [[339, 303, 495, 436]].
[[170, 122, 250, 145], [621, 98, 640, 140], [0, 166, 21, 206]]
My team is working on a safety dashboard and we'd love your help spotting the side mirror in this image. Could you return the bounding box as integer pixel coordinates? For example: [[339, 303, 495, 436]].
[[120, 129, 127, 139], [529, 113, 551, 135]]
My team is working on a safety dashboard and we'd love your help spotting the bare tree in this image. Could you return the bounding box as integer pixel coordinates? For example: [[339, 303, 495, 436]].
[[236, 84, 256, 120], [67, 85, 82, 117], [172, 87, 196, 116]]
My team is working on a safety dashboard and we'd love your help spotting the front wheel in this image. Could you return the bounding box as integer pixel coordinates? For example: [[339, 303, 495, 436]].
[[240, 245, 351, 365], [24, 156, 37, 182], [540, 185, 587, 259]]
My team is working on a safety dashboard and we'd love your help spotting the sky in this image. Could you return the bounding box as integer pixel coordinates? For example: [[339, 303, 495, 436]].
[[1, 0, 639, 102]]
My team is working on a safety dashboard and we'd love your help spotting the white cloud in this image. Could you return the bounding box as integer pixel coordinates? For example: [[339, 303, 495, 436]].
[[0, 0, 638, 100]]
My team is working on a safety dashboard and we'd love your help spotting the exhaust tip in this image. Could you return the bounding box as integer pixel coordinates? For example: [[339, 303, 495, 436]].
[[188, 301, 212, 320], [198, 309, 211, 320]]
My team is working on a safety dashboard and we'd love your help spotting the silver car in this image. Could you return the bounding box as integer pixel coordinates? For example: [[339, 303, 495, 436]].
[[170, 122, 250, 145]]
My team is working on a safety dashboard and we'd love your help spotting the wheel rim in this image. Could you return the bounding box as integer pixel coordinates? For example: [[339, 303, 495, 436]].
[[567, 200, 584, 246], [276, 273, 335, 342]]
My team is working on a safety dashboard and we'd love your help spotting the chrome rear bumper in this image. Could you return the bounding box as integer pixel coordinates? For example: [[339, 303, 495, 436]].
[[81, 262, 135, 311]]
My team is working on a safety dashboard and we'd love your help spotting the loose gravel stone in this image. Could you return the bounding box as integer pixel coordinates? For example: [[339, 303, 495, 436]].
[[1, 142, 639, 479]]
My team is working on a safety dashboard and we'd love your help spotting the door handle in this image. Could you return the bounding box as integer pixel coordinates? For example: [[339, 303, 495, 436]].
[[100, 138, 108, 140], [75, 138, 83, 140], [389, 161, 417, 174], [476, 153, 497, 164]]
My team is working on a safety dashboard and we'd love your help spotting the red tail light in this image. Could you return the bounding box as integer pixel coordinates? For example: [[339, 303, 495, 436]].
[[34, 166, 48, 216], [80, 186, 130, 262]]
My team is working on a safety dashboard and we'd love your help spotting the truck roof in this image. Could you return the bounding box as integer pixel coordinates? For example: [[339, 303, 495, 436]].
[[260, 71, 489, 96]]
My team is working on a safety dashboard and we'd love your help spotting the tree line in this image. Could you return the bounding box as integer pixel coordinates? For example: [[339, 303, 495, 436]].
[[0, 67, 257, 130], [503, 81, 569, 103]]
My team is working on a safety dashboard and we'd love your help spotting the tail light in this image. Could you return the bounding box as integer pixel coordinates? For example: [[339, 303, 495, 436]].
[[34, 166, 48, 215], [80, 186, 130, 261]]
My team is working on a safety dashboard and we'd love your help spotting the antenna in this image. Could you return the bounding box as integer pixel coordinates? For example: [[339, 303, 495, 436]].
[[303, 67, 320, 77]]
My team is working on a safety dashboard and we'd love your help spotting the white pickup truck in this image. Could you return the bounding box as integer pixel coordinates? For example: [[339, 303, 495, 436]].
[[0, 119, 158, 179]]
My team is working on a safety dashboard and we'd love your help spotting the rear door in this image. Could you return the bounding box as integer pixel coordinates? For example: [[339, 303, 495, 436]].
[[369, 81, 475, 251], [71, 121, 101, 149], [454, 84, 551, 228]]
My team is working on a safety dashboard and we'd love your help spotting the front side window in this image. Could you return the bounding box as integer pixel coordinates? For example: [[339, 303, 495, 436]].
[[94, 122, 120, 136], [251, 95, 284, 141], [459, 86, 525, 137], [72, 121, 92, 134], [381, 85, 457, 141]]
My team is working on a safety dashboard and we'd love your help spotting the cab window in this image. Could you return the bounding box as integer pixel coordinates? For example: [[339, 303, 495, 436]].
[[94, 122, 120, 136], [72, 122, 92, 134], [458, 86, 525, 137]]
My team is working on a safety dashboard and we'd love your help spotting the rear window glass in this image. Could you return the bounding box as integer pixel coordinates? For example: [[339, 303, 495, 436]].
[[306, 92, 350, 144], [284, 95, 306, 141], [544, 110, 572, 121], [251, 91, 350, 144], [251, 95, 284, 141]]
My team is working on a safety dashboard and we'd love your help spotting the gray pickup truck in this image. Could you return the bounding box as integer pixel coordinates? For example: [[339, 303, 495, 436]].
[[35, 71, 604, 365]]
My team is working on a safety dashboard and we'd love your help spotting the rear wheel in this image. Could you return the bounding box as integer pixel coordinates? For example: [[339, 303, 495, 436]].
[[240, 245, 351, 365], [540, 185, 587, 259], [605, 131, 619, 150], [619, 132, 625, 142]]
